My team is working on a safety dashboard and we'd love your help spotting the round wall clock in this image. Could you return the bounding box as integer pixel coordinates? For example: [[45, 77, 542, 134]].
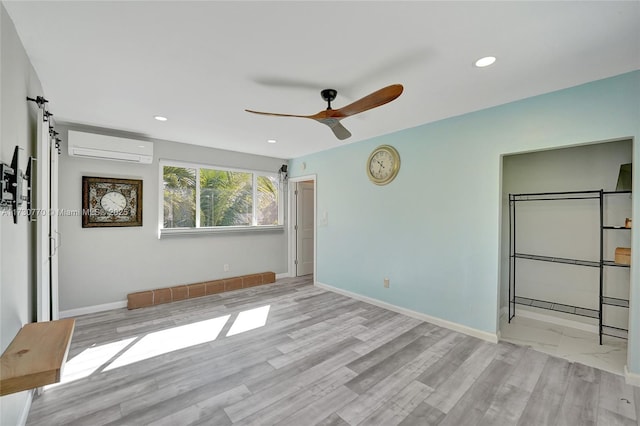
[[82, 176, 143, 227], [366, 145, 401, 185]]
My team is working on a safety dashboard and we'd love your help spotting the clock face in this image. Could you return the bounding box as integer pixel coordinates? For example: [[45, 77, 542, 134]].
[[100, 191, 127, 214], [82, 177, 143, 228], [367, 145, 400, 185], [369, 150, 395, 180]]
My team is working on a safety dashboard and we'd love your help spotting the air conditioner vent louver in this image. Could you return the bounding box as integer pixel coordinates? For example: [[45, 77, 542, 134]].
[[67, 131, 153, 164]]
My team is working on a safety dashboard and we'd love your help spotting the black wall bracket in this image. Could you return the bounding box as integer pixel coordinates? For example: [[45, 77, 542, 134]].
[[1, 146, 34, 224]]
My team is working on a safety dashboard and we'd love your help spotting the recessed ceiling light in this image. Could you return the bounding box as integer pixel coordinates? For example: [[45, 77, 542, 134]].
[[267, 139, 277, 144], [154, 115, 168, 121], [475, 56, 496, 67]]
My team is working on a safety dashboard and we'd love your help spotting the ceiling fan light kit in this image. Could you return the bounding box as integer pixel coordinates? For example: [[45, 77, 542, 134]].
[[246, 84, 404, 140]]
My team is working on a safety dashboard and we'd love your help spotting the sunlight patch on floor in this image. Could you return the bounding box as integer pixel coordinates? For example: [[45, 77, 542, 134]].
[[227, 305, 271, 336], [52, 304, 273, 383], [47, 337, 137, 388], [104, 315, 230, 371]]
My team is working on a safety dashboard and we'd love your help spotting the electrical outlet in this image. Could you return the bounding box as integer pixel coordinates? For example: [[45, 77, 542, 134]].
[[384, 278, 390, 288], [224, 264, 230, 272]]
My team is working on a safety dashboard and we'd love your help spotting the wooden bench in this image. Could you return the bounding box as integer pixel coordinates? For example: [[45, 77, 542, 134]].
[[0, 319, 75, 396]]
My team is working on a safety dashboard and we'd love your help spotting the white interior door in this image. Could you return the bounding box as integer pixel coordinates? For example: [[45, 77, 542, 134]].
[[49, 130, 59, 320], [295, 181, 314, 276], [36, 109, 51, 322]]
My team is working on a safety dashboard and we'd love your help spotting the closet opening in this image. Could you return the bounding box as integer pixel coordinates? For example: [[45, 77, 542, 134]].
[[499, 138, 632, 375]]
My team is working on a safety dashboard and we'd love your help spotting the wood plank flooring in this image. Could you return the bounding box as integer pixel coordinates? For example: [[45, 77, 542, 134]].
[[27, 276, 639, 425]]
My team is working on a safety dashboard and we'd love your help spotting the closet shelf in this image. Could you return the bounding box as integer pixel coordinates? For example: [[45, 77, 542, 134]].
[[603, 190, 632, 195], [603, 260, 631, 268], [510, 190, 602, 201], [514, 296, 599, 319], [601, 325, 628, 340], [602, 297, 629, 308], [512, 253, 600, 268]]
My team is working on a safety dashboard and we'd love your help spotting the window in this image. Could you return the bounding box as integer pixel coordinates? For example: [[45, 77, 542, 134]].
[[199, 169, 253, 227], [163, 166, 196, 228], [161, 161, 283, 235]]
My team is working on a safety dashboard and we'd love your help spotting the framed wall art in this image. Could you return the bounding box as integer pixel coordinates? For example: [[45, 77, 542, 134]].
[[82, 176, 142, 228]]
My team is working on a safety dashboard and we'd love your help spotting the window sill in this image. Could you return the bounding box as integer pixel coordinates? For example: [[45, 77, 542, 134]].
[[159, 225, 285, 239]]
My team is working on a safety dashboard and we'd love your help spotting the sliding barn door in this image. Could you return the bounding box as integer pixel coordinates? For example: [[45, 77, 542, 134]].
[[36, 109, 51, 322], [35, 107, 60, 322], [49, 129, 59, 320]]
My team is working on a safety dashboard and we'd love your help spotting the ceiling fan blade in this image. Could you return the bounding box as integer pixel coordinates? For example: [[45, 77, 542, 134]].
[[317, 118, 352, 140], [246, 109, 351, 140], [336, 84, 403, 118], [245, 109, 312, 119]]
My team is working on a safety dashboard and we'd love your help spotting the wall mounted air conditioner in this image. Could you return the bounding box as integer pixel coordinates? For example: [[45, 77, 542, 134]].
[[67, 130, 154, 164]]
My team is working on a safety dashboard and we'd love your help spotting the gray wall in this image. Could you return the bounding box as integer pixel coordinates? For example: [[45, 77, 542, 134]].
[[56, 124, 288, 312], [0, 4, 44, 424], [501, 140, 633, 329]]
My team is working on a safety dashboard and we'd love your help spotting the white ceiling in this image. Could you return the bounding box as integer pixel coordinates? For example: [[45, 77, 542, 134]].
[[4, 1, 639, 159]]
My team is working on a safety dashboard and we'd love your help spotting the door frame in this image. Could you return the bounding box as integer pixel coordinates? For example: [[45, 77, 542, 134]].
[[288, 174, 317, 281]]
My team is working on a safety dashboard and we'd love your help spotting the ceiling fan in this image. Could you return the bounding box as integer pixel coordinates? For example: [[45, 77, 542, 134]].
[[245, 84, 404, 140]]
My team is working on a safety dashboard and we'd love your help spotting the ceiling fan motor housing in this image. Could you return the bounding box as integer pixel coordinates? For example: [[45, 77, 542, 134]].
[[321, 89, 337, 109]]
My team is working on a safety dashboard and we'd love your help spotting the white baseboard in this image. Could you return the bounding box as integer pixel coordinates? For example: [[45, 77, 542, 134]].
[[315, 281, 499, 343], [513, 306, 598, 334], [17, 390, 33, 426], [59, 300, 127, 318], [624, 365, 640, 386], [276, 272, 291, 279]]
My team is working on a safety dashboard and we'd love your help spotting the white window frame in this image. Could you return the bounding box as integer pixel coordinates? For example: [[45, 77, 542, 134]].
[[158, 159, 284, 238]]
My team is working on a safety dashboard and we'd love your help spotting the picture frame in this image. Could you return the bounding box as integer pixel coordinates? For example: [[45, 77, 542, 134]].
[[82, 176, 143, 228]]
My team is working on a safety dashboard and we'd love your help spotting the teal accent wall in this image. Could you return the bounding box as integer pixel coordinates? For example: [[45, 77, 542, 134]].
[[289, 71, 640, 373]]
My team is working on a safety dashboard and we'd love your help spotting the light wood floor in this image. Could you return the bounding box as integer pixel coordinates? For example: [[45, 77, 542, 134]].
[[28, 276, 640, 425]]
